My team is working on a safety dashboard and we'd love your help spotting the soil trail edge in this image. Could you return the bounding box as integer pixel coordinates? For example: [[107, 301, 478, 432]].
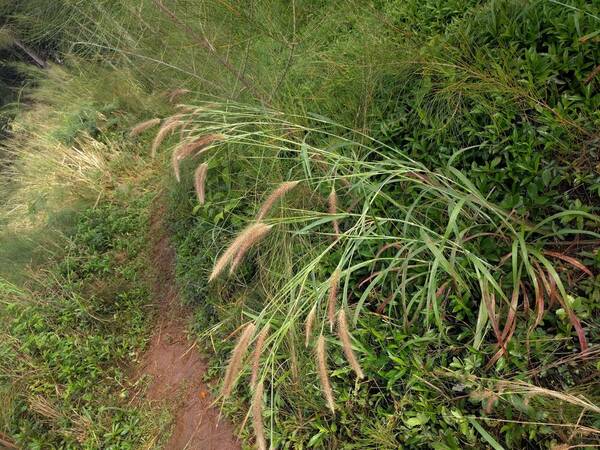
[[137, 203, 240, 450]]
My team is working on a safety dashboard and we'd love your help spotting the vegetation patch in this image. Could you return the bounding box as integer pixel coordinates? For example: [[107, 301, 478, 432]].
[[0, 65, 167, 448], [1, 0, 599, 448], [0, 200, 162, 448]]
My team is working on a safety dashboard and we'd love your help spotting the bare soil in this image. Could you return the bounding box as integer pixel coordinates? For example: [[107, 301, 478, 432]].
[[136, 205, 240, 450]]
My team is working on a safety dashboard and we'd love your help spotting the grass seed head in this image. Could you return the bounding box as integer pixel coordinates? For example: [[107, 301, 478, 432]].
[[129, 118, 160, 137], [327, 269, 340, 331], [172, 134, 224, 182], [151, 119, 183, 158], [337, 309, 364, 378], [251, 324, 270, 389], [194, 163, 209, 204], [316, 334, 335, 414], [228, 223, 273, 275], [305, 304, 317, 347], [164, 113, 185, 126], [210, 223, 272, 282], [252, 380, 266, 450], [167, 88, 191, 103], [256, 180, 300, 221], [175, 104, 195, 113], [222, 322, 256, 399], [328, 187, 340, 238]]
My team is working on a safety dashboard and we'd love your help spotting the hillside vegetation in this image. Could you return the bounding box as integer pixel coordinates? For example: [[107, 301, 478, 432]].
[[1, 0, 599, 449]]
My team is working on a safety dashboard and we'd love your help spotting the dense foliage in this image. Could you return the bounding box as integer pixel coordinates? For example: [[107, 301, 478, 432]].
[[1, 0, 599, 449]]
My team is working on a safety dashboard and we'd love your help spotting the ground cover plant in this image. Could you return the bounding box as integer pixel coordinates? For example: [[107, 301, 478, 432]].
[[1, 0, 599, 448], [0, 65, 172, 448], [1, 202, 157, 448]]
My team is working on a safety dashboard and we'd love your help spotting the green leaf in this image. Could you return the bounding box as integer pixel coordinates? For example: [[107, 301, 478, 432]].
[[300, 139, 312, 180], [405, 415, 429, 428], [468, 418, 505, 450], [308, 431, 326, 447]]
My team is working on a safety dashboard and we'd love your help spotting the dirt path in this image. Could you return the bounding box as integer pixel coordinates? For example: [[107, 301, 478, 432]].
[[137, 205, 240, 450]]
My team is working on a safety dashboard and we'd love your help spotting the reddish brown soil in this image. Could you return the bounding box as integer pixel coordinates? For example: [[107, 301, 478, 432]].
[[137, 205, 241, 450]]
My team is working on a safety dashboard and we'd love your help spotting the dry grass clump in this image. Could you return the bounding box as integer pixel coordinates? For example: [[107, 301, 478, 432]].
[[172, 134, 224, 182], [256, 180, 300, 220], [252, 381, 266, 450], [70, 413, 93, 444], [194, 163, 208, 204], [327, 269, 340, 331], [222, 323, 256, 399], [337, 310, 364, 378], [316, 334, 335, 414], [251, 325, 270, 388], [209, 223, 273, 281], [129, 118, 160, 137], [28, 395, 61, 421], [151, 119, 183, 158], [492, 380, 600, 414]]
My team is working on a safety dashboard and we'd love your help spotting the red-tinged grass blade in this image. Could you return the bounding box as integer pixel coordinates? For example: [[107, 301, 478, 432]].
[[545, 269, 589, 353], [483, 289, 503, 348], [435, 281, 449, 298], [543, 251, 593, 277], [376, 291, 396, 314], [486, 317, 517, 369], [533, 250, 589, 353], [559, 296, 588, 353], [545, 268, 559, 308], [359, 268, 403, 289], [531, 270, 545, 331], [501, 286, 519, 343], [374, 242, 403, 261], [486, 283, 521, 369], [486, 292, 519, 369], [521, 281, 530, 316]]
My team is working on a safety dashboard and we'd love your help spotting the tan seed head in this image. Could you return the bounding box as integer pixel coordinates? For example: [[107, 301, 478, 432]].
[[210, 223, 272, 282], [256, 180, 300, 221], [172, 134, 224, 182], [194, 163, 209, 204], [129, 118, 160, 137], [328, 187, 340, 238], [305, 304, 317, 348], [252, 380, 266, 450], [151, 119, 183, 158], [222, 323, 256, 399], [337, 309, 364, 378], [327, 269, 340, 331], [250, 325, 270, 389], [316, 334, 335, 414], [167, 88, 191, 103]]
